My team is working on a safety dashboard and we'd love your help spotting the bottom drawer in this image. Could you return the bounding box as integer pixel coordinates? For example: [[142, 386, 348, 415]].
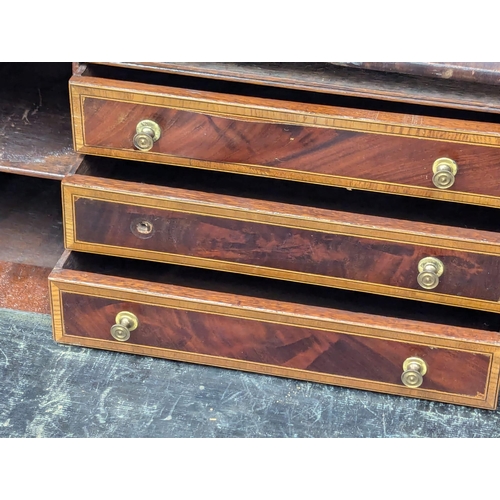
[[49, 251, 500, 409]]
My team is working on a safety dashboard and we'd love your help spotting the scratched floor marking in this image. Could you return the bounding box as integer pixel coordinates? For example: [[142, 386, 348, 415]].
[[1, 307, 500, 437]]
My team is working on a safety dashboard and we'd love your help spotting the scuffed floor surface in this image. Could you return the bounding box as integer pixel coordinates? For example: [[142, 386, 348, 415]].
[[1, 307, 500, 438]]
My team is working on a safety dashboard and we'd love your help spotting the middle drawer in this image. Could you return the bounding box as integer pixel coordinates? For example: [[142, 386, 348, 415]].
[[63, 158, 500, 313]]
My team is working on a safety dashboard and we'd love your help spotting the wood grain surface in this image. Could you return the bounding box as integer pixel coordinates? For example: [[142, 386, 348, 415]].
[[332, 63, 500, 86], [71, 196, 500, 305], [87, 62, 500, 115], [60, 291, 491, 398], [63, 172, 500, 312], [69, 75, 500, 207], [0, 63, 82, 179], [48, 251, 500, 409]]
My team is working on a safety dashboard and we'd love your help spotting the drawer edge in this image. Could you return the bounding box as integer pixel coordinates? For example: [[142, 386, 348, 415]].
[[62, 175, 500, 254], [49, 264, 500, 410], [61, 179, 500, 313], [69, 75, 500, 144]]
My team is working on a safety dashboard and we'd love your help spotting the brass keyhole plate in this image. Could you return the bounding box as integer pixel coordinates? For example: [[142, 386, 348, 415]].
[[131, 218, 155, 239], [137, 221, 153, 235]]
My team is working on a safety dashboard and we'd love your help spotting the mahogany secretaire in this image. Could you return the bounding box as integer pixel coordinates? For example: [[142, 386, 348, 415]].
[[48, 62, 500, 409]]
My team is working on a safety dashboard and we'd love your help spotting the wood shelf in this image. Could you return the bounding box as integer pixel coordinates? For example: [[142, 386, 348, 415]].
[[96, 62, 500, 116], [0, 63, 82, 179]]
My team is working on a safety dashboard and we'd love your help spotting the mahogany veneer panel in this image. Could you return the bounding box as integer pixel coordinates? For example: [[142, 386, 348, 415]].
[[49, 251, 500, 409], [69, 75, 500, 208], [61, 293, 490, 397], [63, 172, 500, 312]]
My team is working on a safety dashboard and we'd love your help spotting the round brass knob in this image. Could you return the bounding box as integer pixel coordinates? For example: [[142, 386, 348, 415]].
[[133, 133, 154, 151], [417, 256, 444, 290], [401, 357, 427, 388], [432, 158, 458, 189], [110, 311, 139, 342], [133, 120, 161, 151]]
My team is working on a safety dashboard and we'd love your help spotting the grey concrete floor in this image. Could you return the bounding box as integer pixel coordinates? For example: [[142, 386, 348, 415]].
[[1, 307, 500, 438]]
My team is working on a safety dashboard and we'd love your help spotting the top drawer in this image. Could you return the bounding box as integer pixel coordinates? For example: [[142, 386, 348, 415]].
[[69, 71, 500, 208]]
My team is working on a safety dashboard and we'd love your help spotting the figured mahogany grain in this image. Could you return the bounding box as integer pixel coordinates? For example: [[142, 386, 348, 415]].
[[80, 96, 500, 198], [50, 253, 500, 408], [51, 250, 500, 345], [72, 197, 500, 303], [66, 161, 500, 242], [60, 292, 491, 398]]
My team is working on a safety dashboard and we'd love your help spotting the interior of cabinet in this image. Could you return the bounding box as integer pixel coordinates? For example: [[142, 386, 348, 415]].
[[0, 172, 64, 313], [0, 62, 73, 312], [0, 62, 82, 179], [80, 62, 500, 123], [88, 62, 500, 115]]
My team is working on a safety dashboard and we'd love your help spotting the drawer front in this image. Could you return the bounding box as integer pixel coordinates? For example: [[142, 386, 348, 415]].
[[70, 76, 500, 208], [64, 178, 500, 313], [49, 267, 500, 409]]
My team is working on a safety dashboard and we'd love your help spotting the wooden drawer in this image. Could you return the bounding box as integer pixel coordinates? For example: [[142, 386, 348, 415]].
[[49, 251, 500, 409], [62, 158, 500, 313], [69, 69, 500, 208]]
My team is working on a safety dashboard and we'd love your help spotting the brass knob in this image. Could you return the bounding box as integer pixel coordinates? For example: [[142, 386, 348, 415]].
[[417, 256, 444, 290], [133, 120, 161, 151], [110, 311, 139, 342], [432, 158, 458, 189], [401, 357, 427, 388]]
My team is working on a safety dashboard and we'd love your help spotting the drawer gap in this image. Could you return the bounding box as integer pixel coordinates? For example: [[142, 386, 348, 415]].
[[86, 62, 500, 117], [77, 155, 500, 234], [81, 63, 500, 125], [61, 251, 500, 334]]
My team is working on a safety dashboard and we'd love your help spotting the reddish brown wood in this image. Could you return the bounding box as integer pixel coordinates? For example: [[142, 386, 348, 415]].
[[0, 262, 51, 313], [72, 197, 500, 303], [60, 291, 490, 397], [49, 251, 500, 407], [52, 251, 500, 344], [81, 96, 500, 198], [65, 162, 500, 242], [72, 63, 86, 76]]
